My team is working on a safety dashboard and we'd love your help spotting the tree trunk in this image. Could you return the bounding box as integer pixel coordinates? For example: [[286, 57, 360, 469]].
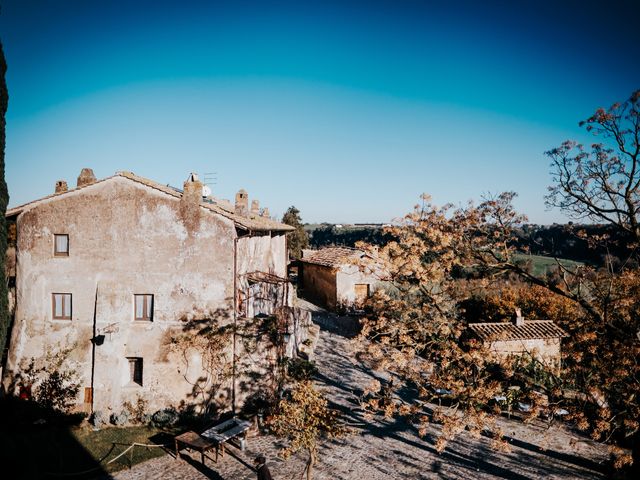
[[631, 431, 640, 478], [306, 449, 316, 480], [0, 41, 10, 366]]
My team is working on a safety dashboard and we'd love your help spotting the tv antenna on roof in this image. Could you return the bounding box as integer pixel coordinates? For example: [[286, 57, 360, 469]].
[[203, 172, 217, 197]]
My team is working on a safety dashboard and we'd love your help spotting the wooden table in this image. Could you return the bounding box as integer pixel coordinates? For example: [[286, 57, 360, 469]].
[[201, 417, 252, 458], [174, 431, 218, 465]]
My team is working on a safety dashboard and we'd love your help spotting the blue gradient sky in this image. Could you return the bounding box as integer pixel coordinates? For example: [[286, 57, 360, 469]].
[[1, 0, 638, 223]]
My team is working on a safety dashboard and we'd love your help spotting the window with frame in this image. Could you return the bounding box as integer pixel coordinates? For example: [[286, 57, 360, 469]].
[[54, 234, 69, 256], [52, 293, 72, 320], [134, 294, 154, 321], [127, 357, 143, 386]]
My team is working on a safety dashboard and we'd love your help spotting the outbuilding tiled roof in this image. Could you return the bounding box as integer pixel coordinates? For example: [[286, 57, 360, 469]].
[[468, 320, 568, 342], [6, 171, 294, 233], [300, 247, 364, 268]]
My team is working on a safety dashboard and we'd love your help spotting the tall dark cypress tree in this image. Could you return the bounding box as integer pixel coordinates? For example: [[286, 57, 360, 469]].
[[0, 41, 9, 363], [282, 206, 309, 261]]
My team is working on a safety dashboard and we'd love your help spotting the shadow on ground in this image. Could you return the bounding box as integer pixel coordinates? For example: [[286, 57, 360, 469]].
[[0, 397, 108, 480], [302, 299, 610, 480]]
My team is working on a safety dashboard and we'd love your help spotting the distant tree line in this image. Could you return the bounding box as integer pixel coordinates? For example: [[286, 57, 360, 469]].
[[307, 224, 393, 249], [308, 222, 632, 269], [512, 224, 634, 268]]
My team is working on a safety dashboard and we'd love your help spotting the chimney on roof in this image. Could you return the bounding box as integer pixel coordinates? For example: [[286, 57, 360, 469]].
[[513, 308, 525, 326], [250, 199, 260, 215], [235, 189, 248, 216], [77, 168, 97, 187], [261, 207, 270, 218], [182, 172, 203, 206], [180, 173, 202, 231], [55, 180, 68, 194]]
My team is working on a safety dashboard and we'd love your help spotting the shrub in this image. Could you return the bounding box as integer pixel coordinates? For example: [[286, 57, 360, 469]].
[[287, 358, 318, 381], [241, 390, 277, 418], [90, 410, 107, 427], [110, 410, 130, 426], [35, 370, 81, 412], [151, 408, 178, 427], [21, 352, 81, 415]]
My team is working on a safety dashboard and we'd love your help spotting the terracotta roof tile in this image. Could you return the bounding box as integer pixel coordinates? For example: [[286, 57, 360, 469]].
[[468, 320, 568, 342], [300, 247, 364, 267], [6, 171, 294, 233]]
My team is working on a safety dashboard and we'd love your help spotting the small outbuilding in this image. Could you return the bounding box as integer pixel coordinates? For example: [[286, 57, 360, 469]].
[[299, 247, 383, 311], [467, 309, 568, 369]]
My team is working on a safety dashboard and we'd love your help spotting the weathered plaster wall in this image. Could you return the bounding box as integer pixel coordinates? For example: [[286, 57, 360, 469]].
[[488, 338, 562, 367], [237, 233, 290, 317], [301, 263, 337, 309], [237, 233, 287, 278], [335, 264, 379, 308], [4, 177, 237, 414]]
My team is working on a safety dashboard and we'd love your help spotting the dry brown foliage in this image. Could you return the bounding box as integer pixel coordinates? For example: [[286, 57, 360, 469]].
[[355, 90, 640, 472]]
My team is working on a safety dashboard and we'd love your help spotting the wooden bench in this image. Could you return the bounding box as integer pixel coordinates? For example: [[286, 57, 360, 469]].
[[174, 430, 218, 465], [201, 417, 252, 459]]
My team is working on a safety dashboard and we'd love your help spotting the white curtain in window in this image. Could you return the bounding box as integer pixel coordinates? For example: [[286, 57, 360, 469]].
[[54, 294, 63, 317], [54, 293, 71, 318], [55, 235, 68, 253], [135, 296, 144, 318], [63, 294, 71, 317], [144, 295, 152, 317]]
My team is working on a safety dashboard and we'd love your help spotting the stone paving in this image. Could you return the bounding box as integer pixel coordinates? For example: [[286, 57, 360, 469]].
[[108, 301, 611, 480]]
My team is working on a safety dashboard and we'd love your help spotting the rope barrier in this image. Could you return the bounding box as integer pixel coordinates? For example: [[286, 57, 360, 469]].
[[45, 441, 172, 477]]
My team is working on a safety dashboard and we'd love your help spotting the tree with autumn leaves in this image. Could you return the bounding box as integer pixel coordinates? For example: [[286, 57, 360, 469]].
[[357, 89, 640, 472], [268, 380, 347, 480]]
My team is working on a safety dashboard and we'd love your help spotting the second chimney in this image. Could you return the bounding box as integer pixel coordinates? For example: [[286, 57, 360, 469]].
[[55, 180, 68, 194], [235, 189, 248, 216], [77, 168, 97, 187], [513, 308, 524, 326], [250, 199, 260, 215]]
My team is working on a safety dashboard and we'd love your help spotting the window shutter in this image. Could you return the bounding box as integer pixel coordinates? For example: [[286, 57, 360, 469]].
[[63, 294, 71, 318], [135, 296, 144, 319], [54, 294, 63, 317]]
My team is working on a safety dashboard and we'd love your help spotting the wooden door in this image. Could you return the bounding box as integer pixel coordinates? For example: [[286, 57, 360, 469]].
[[354, 284, 370, 305]]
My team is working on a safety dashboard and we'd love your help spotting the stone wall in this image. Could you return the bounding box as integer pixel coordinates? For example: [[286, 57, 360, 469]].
[[335, 264, 379, 308], [301, 263, 337, 309], [3, 177, 238, 415], [488, 338, 562, 368], [237, 233, 287, 279]]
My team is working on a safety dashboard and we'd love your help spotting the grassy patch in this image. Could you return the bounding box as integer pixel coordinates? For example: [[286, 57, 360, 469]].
[[0, 422, 178, 478], [73, 424, 178, 474], [513, 253, 584, 277]]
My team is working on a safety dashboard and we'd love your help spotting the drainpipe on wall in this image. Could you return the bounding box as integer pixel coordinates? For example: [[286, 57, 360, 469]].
[[90, 284, 98, 415], [232, 236, 238, 415]]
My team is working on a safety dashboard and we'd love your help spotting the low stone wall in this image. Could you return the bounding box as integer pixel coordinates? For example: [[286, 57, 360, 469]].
[[280, 306, 315, 358]]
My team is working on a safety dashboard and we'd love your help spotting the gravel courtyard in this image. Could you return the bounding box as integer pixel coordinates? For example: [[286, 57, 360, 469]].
[[110, 301, 611, 480]]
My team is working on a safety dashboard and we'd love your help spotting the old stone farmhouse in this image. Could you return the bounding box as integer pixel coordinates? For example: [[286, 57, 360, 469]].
[[2, 168, 313, 417], [467, 309, 568, 369], [299, 246, 384, 311]]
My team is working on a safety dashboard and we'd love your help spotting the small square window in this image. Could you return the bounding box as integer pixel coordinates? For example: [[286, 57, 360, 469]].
[[134, 294, 154, 321], [52, 293, 72, 320], [127, 357, 143, 386], [54, 234, 69, 256]]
